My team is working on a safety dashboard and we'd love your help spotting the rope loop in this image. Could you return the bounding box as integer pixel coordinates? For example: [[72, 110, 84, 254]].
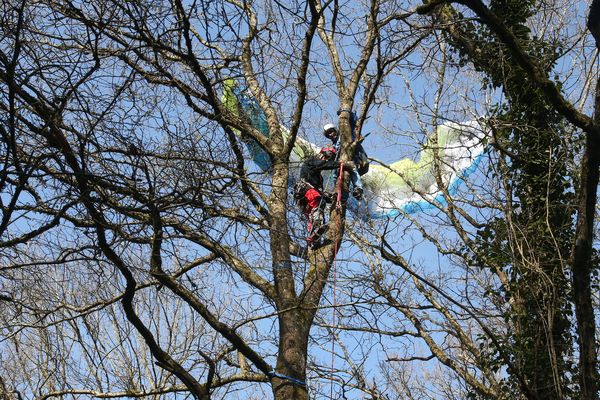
[[267, 371, 307, 387]]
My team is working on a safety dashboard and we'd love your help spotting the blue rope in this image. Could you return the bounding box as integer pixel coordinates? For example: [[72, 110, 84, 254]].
[[267, 371, 307, 387], [273, 261, 292, 270]]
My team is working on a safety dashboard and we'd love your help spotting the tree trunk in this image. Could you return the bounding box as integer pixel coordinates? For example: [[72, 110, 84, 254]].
[[271, 310, 310, 400], [0, 377, 7, 400], [588, 0, 600, 45], [571, 75, 600, 400], [268, 157, 310, 399]]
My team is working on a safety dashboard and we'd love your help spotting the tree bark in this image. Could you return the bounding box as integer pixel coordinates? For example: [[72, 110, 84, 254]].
[[589, 0, 600, 45], [268, 157, 310, 400], [272, 310, 310, 400], [571, 75, 600, 400], [571, 6, 600, 397], [0, 377, 8, 400]]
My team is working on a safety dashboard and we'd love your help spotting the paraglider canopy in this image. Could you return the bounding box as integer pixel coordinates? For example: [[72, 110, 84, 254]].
[[222, 79, 488, 218]]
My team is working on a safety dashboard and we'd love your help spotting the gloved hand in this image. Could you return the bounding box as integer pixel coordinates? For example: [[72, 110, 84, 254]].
[[343, 161, 356, 171], [321, 191, 334, 204]]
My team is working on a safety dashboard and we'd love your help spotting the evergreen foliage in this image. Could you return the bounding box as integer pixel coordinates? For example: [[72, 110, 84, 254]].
[[444, 0, 581, 397]]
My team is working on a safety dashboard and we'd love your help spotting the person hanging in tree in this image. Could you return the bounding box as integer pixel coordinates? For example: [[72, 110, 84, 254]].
[[293, 146, 356, 248], [323, 118, 368, 201]]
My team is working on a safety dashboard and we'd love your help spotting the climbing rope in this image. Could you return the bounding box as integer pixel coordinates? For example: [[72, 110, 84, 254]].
[[329, 161, 344, 399], [329, 252, 338, 399], [336, 162, 343, 207]]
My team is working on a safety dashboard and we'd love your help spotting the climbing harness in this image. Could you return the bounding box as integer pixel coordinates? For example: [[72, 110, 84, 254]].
[[273, 261, 293, 270]]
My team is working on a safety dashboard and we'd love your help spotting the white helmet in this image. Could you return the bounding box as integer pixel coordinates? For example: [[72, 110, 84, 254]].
[[323, 123, 336, 133]]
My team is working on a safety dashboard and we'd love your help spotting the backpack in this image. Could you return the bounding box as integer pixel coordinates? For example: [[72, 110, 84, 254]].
[[293, 180, 313, 202], [354, 143, 369, 175]]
